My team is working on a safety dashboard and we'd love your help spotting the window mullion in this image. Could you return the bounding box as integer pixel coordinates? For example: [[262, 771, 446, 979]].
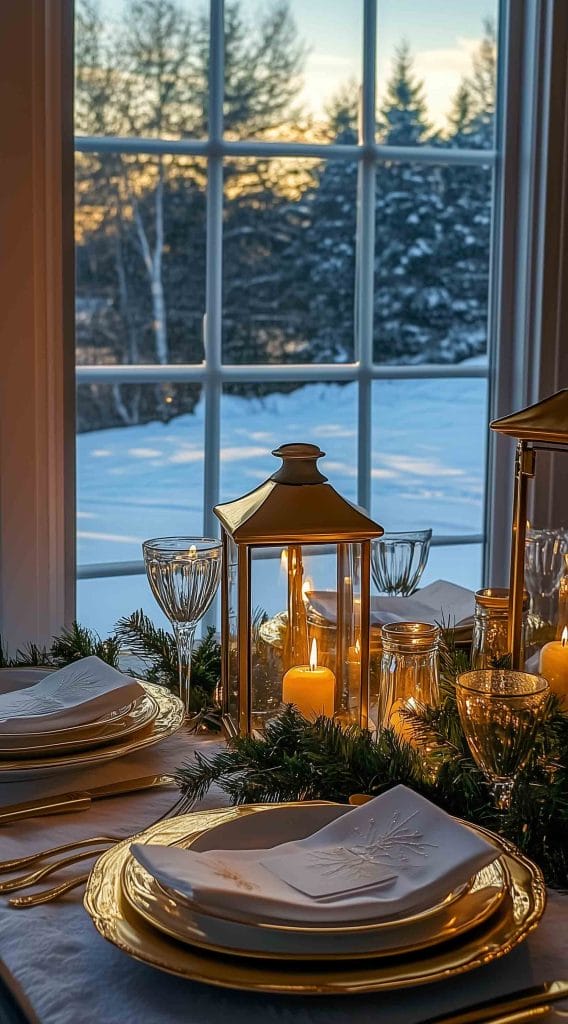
[[202, 0, 224, 544], [357, 0, 377, 514]]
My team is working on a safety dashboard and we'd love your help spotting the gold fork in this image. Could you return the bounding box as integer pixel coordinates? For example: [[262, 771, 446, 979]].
[[0, 835, 122, 873], [0, 847, 112, 894], [9, 872, 91, 908]]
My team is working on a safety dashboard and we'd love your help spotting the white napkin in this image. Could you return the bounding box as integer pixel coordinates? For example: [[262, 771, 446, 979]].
[[0, 657, 144, 736], [308, 580, 475, 633], [131, 785, 498, 925]]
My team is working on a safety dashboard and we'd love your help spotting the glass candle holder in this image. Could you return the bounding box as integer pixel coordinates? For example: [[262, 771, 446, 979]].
[[471, 588, 528, 669], [378, 622, 440, 733]]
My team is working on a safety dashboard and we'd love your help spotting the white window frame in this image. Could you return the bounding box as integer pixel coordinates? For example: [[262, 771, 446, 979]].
[[1, 0, 565, 649], [75, 0, 494, 590]]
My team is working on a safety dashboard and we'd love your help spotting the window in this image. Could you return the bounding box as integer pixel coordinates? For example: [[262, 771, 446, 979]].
[[75, 0, 500, 635]]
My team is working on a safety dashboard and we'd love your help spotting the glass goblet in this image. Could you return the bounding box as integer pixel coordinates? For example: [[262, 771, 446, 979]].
[[525, 527, 568, 631], [456, 670, 549, 811], [143, 537, 222, 715], [371, 529, 432, 596]]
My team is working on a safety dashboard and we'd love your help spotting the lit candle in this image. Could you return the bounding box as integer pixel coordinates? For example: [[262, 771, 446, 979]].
[[347, 638, 361, 690], [388, 697, 418, 744], [188, 544, 197, 559], [282, 638, 335, 719], [539, 626, 568, 703]]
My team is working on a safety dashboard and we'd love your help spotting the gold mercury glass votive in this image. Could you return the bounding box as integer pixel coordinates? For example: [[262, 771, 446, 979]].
[[377, 622, 440, 735]]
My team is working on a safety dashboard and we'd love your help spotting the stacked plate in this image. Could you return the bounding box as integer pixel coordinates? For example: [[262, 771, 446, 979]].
[[0, 659, 184, 780], [85, 794, 547, 995]]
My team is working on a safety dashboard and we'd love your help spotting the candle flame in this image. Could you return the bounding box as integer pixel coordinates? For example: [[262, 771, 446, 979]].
[[355, 638, 360, 655], [188, 544, 197, 559], [302, 578, 313, 602], [562, 626, 568, 648], [309, 637, 318, 671], [280, 549, 288, 573]]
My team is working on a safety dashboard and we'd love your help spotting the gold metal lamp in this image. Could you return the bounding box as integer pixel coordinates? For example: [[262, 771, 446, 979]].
[[490, 389, 568, 668], [214, 443, 383, 736]]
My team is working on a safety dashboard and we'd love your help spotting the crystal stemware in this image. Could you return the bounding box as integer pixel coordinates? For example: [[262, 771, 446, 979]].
[[371, 529, 432, 596], [143, 537, 222, 715], [456, 670, 549, 811], [525, 527, 568, 631]]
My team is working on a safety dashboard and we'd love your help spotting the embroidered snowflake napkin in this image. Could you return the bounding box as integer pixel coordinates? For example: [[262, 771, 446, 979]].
[[131, 786, 498, 924], [0, 657, 143, 735]]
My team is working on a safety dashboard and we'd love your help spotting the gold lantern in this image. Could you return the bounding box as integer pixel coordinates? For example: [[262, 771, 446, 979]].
[[214, 443, 383, 736], [490, 388, 568, 670]]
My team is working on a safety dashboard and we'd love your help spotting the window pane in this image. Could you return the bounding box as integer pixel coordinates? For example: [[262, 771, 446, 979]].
[[371, 378, 488, 537], [77, 383, 204, 566], [219, 383, 358, 504], [373, 163, 492, 364], [76, 155, 206, 365], [376, 1, 497, 148], [77, 574, 170, 638], [421, 543, 483, 591], [223, 158, 357, 364], [75, 0, 208, 140], [224, 1, 362, 143]]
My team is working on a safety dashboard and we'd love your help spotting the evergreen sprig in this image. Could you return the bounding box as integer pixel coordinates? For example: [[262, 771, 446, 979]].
[[176, 639, 568, 889]]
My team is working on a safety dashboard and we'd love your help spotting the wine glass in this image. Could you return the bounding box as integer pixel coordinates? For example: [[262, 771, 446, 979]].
[[143, 537, 222, 715], [456, 670, 549, 811], [371, 529, 432, 596], [525, 527, 568, 631]]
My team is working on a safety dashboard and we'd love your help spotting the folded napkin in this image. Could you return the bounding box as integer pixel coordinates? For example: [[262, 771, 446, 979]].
[[308, 580, 475, 636], [131, 785, 498, 925], [0, 657, 144, 736]]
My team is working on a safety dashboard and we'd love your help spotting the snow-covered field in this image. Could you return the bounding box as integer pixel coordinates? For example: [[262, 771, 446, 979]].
[[77, 379, 488, 635]]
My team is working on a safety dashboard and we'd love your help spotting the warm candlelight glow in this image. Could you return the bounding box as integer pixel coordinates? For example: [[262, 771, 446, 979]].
[[301, 577, 312, 602], [540, 628, 568, 703], [280, 548, 288, 573], [188, 544, 197, 559], [282, 635, 335, 718]]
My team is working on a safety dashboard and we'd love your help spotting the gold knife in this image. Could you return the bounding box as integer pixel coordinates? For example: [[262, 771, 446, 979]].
[[0, 774, 177, 825], [421, 981, 568, 1024]]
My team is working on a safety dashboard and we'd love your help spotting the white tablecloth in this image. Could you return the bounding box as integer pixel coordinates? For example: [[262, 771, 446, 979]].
[[0, 726, 567, 1024]]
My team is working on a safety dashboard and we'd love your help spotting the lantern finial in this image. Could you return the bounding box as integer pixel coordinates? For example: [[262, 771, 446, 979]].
[[271, 443, 328, 485]]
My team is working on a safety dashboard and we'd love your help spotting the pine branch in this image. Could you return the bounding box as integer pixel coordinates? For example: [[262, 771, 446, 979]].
[[49, 622, 121, 667]]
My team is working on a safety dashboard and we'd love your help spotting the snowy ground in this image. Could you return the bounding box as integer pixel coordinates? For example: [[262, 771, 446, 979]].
[[77, 379, 488, 635]]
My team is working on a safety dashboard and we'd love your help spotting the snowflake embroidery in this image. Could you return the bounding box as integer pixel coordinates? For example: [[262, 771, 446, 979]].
[[309, 810, 437, 880]]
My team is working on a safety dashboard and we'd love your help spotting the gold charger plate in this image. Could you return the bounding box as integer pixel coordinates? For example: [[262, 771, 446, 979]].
[[0, 683, 184, 780], [0, 694, 159, 757], [84, 804, 546, 995], [121, 803, 506, 960]]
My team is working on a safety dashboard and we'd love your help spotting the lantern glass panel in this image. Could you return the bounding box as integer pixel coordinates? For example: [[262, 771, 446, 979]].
[[248, 541, 365, 730], [225, 533, 239, 723]]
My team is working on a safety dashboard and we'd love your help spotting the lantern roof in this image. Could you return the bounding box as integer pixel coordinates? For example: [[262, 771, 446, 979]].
[[214, 443, 384, 544], [490, 389, 568, 444]]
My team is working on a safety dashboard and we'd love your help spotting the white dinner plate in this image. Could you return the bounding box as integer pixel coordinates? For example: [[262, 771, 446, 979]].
[[122, 803, 506, 960]]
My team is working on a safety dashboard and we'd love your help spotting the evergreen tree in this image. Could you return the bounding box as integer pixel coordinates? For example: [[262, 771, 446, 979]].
[[374, 44, 446, 362], [434, 21, 496, 361]]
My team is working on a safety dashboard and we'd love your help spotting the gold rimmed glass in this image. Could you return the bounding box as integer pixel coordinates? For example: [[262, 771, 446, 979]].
[[143, 537, 222, 715], [456, 670, 549, 811]]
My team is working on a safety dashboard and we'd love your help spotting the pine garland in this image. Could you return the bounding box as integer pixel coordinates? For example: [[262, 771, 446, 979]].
[[175, 635, 568, 888]]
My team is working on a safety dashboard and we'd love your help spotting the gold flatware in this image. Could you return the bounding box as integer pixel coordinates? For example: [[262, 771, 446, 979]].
[[0, 848, 109, 894], [420, 980, 568, 1024], [9, 872, 91, 908], [0, 773, 177, 826], [0, 835, 122, 873]]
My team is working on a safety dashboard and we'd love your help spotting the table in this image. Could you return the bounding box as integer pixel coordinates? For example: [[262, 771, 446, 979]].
[[0, 727, 567, 1024]]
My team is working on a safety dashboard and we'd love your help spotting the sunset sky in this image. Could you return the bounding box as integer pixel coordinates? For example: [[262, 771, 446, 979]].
[[96, 0, 497, 131]]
